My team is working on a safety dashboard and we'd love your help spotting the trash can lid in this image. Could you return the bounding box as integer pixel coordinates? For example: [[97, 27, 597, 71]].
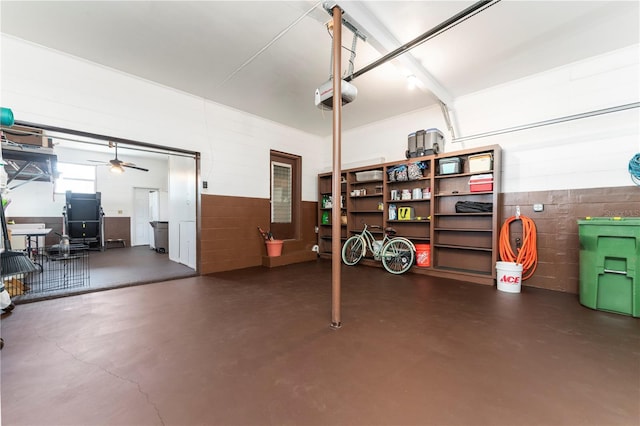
[[577, 217, 640, 225]]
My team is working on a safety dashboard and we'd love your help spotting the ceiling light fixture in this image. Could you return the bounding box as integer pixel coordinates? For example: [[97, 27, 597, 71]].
[[407, 74, 419, 90], [110, 164, 124, 174]]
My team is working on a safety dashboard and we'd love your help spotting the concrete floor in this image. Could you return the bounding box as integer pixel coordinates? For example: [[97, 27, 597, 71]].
[[11, 245, 196, 302], [1, 259, 638, 425]]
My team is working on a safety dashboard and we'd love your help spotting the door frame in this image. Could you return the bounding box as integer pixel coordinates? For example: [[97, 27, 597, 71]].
[[270, 150, 301, 241]]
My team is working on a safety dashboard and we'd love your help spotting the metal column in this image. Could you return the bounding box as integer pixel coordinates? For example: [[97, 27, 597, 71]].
[[330, 6, 343, 330]]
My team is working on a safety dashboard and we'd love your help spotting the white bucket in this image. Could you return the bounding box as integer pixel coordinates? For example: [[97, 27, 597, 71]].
[[496, 261, 523, 293]]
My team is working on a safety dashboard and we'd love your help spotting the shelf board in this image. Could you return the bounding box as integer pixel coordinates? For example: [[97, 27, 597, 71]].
[[319, 224, 347, 227], [388, 219, 430, 223], [432, 265, 493, 276], [435, 171, 493, 179], [349, 229, 382, 234], [387, 198, 431, 203], [435, 191, 493, 197], [433, 243, 492, 252], [320, 207, 346, 210], [435, 212, 493, 216], [404, 236, 430, 241], [350, 194, 383, 198], [351, 210, 383, 213], [387, 176, 431, 184], [434, 227, 492, 232], [351, 180, 384, 185]]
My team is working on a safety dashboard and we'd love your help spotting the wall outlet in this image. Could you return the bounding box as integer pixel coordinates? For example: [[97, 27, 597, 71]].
[[533, 203, 544, 212], [118, 209, 123, 215], [203, 181, 208, 189]]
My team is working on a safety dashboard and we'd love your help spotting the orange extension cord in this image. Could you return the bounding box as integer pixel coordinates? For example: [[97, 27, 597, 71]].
[[499, 215, 538, 280]]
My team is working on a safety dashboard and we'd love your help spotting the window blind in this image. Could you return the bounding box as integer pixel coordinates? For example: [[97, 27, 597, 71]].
[[271, 162, 292, 223]]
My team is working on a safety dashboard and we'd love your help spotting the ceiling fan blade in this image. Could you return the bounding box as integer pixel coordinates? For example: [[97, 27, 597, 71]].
[[85, 144, 150, 172], [122, 164, 149, 172]]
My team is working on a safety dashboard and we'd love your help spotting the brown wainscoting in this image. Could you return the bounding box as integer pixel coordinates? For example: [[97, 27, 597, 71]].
[[104, 216, 131, 246], [501, 186, 640, 294], [300, 200, 319, 251], [6, 216, 130, 247], [262, 201, 318, 267], [6, 216, 64, 246], [200, 195, 318, 274]]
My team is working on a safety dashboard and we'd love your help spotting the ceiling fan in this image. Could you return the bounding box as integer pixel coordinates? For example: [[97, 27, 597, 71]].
[[88, 142, 149, 173]]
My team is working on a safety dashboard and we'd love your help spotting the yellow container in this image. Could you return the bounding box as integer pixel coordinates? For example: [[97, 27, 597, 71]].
[[398, 207, 414, 220], [468, 153, 493, 173]]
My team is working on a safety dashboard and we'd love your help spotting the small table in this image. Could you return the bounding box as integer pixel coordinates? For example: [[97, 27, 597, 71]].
[[9, 228, 52, 262]]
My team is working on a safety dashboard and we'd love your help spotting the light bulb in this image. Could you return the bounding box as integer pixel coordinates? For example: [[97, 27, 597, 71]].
[[407, 75, 418, 90]]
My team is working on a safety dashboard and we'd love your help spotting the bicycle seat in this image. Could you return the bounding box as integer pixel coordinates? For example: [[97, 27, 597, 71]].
[[384, 227, 397, 236]]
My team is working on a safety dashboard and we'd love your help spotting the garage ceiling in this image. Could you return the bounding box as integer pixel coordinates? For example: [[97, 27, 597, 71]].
[[1, 1, 638, 137]]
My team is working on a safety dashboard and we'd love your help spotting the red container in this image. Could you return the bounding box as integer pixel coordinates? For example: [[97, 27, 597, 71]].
[[469, 174, 493, 192], [415, 244, 430, 267]]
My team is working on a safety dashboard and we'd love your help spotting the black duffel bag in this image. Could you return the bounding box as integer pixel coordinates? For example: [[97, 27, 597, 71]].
[[455, 201, 493, 213]]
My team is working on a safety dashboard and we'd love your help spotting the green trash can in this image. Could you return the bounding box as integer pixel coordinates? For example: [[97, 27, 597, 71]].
[[577, 217, 640, 317]]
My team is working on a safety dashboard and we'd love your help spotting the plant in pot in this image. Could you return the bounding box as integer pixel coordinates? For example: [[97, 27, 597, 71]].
[[257, 226, 283, 257]]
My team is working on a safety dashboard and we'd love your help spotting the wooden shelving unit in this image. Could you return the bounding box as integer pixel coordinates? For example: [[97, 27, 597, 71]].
[[430, 146, 500, 283], [317, 145, 501, 285], [384, 162, 432, 248], [317, 172, 347, 256]]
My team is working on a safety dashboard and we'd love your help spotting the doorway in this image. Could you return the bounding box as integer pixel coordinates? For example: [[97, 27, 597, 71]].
[[132, 187, 158, 247], [1, 121, 200, 301], [270, 150, 301, 240]]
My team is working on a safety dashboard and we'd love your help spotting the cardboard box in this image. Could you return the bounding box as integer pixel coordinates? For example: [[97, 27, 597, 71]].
[[469, 174, 493, 192], [2, 125, 51, 148]]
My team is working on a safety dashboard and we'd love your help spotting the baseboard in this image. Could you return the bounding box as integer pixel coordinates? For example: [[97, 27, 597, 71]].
[[262, 250, 317, 268]]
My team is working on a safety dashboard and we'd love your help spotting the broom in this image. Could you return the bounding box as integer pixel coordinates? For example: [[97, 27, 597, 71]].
[[0, 193, 38, 277]]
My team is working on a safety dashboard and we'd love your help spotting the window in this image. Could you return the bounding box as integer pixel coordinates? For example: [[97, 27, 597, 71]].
[[55, 163, 96, 194], [271, 162, 292, 223], [270, 151, 300, 240]]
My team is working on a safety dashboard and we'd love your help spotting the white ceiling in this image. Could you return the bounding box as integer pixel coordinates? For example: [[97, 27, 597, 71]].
[[1, 1, 639, 137]]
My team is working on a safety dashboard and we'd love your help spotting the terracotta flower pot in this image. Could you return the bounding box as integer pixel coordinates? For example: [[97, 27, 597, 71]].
[[265, 240, 283, 257]]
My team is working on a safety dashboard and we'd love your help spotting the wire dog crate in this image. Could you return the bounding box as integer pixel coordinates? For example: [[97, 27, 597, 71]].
[[20, 245, 90, 294]]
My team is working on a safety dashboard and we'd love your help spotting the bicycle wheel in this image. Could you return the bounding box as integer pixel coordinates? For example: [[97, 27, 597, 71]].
[[381, 239, 414, 274], [342, 236, 365, 265]]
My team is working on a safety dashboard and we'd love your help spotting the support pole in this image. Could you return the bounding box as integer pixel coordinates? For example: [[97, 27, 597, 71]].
[[330, 6, 343, 330]]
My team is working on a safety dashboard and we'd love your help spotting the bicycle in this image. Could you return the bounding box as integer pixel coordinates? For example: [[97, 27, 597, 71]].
[[342, 224, 416, 274]]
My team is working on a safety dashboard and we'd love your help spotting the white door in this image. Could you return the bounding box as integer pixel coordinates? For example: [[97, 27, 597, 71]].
[[168, 156, 196, 264], [179, 220, 196, 269], [132, 187, 156, 246]]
